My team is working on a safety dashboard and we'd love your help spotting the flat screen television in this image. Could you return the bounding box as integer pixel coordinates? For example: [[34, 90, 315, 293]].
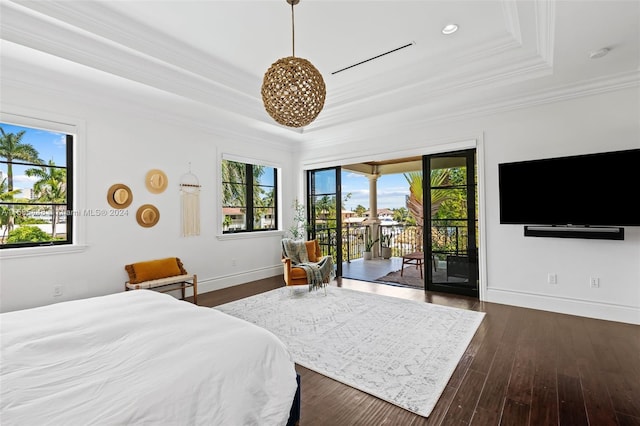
[[498, 148, 640, 227]]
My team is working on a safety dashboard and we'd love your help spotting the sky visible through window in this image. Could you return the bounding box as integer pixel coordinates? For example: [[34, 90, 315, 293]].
[[342, 171, 410, 211], [257, 168, 411, 212], [0, 123, 67, 197]]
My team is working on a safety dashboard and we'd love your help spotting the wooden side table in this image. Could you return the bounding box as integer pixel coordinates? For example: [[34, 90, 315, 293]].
[[401, 252, 424, 278]]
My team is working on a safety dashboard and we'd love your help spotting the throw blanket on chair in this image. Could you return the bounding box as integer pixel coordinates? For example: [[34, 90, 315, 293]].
[[282, 239, 333, 289]]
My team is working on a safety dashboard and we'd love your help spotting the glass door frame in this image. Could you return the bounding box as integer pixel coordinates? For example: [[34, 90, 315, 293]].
[[423, 149, 479, 297], [306, 166, 343, 277]]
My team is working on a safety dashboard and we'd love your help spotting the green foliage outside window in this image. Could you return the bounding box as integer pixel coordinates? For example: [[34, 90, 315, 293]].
[[404, 165, 476, 255], [221, 159, 276, 233], [1, 123, 72, 248], [6, 226, 52, 243]]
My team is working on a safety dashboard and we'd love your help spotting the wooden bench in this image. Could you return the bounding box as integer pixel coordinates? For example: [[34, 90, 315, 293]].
[[124, 257, 198, 305], [125, 274, 198, 305]]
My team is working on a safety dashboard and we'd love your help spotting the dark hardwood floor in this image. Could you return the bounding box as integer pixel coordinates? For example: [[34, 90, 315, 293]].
[[194, 276, 640, 426]]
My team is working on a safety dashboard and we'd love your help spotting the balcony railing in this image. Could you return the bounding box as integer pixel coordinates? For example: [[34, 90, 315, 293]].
[[314, 221, 473, 262]]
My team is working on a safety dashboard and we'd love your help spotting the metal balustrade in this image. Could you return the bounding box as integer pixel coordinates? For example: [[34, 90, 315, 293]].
[[313, 221, 473, 263]]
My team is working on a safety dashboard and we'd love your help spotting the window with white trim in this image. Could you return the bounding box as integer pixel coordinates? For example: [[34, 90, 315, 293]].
[[1, 122, 74, 249], [221, 158, 278, 233]]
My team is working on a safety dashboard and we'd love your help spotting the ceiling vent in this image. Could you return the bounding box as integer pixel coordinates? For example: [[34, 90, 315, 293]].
[[331, 42, 415, 75]]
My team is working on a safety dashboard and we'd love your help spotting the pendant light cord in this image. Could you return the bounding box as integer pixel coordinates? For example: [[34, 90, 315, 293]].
[[291, 2, 295, 57]]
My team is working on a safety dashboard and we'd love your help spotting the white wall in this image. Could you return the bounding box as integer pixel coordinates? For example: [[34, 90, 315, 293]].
[[298, 88, 640, 324], [481, 90, 640, 324], [0, 82, 296, 312], [1, 59, 638, 324]]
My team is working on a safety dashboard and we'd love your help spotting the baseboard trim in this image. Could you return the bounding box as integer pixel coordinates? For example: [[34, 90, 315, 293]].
[[486, 287, 640, 325], [183, 265, 282, 298]]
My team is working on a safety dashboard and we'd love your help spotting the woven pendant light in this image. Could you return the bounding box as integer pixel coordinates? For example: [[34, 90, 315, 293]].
[[262, 0, 326, 128]]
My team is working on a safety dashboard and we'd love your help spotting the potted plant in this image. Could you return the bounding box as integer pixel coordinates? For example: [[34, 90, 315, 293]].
[[380, 233, 393, 259], [363, 233, 379, 260], [287, 198, 308, 240]]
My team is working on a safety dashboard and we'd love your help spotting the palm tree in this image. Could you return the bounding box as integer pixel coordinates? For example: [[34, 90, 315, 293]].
[[222, 160, 270, 229], [222, 160, 268, 199], [404, 169, 451, 221], [0, 176, 21, 242], [0, 127, 42, 233], [221, 160, 246, 207], [25, 160, 66, 238], [404, 169, 451, 250], [0, 127, 42, 191]]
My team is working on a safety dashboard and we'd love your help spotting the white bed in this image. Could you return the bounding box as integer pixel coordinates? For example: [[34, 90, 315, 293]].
[[0, 290, 298, 425]]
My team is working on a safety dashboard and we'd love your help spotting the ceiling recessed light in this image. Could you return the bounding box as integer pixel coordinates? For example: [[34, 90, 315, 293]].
[[589, 47, 610, 59], [442, 24, 459, 35]]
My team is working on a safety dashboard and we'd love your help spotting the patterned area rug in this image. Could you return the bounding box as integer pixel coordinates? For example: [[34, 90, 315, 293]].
[[216, 286, 485, 417]]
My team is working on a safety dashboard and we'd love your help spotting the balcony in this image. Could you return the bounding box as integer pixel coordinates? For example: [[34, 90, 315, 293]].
[[314, 222, 474, 288]]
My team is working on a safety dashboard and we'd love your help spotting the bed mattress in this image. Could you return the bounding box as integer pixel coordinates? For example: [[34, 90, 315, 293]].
[[1, 290, 297, 425]]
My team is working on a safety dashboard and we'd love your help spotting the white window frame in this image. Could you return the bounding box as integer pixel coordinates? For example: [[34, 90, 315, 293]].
[[217, 152, 283, 240], [0, 109, 87, 259]]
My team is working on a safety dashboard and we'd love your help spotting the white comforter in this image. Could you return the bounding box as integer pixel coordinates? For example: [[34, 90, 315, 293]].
[[0, 290, 297, 426]]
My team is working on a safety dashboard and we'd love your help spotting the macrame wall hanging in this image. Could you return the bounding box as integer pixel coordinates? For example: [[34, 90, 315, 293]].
[[179, 164, 201, 237]]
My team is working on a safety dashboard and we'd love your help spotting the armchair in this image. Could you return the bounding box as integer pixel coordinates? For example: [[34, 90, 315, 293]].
[[281, 239, 332, 287]]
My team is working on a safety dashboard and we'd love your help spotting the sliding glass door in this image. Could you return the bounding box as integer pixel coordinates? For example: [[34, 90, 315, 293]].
[[307, 167, 342, 277], [424, 150, 478, 297]]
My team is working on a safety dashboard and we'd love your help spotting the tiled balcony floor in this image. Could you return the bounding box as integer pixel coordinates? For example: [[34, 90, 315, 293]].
[[341, 257, 406, 283], [341, 256, 461, 289]]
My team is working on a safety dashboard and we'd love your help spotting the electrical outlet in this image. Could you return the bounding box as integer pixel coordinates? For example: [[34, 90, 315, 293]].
[[548, 273, 557, 285], [590, 277, 600, 288], [53, 285, 63, 297]]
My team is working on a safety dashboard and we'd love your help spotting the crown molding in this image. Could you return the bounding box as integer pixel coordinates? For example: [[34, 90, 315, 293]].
[[300, 70, 640, 151], [0, 58, 299, 152], [1, 1, 276, 128], [481, 70, 640, 115], [325, 33, 525, 109], [2, 0, 633, 150], [502, 0, 523, 45], [308, 50, 553, 133], [6, 40, 633, 155], [10, 0, 256, 92], [3, 0, 559, 137], [310, 0, 555, 132], [535, 0, 556, 66]]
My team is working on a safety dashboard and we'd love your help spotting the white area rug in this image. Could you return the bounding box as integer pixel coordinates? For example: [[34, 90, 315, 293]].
[[216, 286, 485, 417]]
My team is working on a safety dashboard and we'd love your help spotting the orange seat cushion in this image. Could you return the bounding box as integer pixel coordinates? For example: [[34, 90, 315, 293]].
[[305, 240, 318, 262], [125, 257, 187, 284], [290, 267, 307, 280]]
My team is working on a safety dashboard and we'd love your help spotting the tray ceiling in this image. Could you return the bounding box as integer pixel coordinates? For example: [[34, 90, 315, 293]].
[[1, 0, 638, 146]]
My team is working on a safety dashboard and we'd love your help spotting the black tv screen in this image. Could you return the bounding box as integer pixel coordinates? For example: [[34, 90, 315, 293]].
[[499, 149, 640, 226]]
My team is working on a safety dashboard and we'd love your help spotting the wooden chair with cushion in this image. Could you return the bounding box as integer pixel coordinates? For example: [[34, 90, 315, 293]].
[[281, 239, 331, 287], [125, 257, 198, 305]]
